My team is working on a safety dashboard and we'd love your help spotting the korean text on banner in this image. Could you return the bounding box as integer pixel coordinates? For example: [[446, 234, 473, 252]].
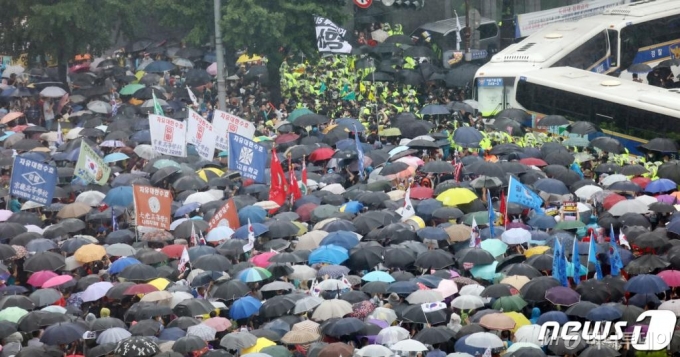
[[149, 114, 188, 157], [213, 109, 256, 151], [208, 197, 240, 231], [187, 109, 217, 161], [228, 133, 266, 183], [10, 157, 58, 206], [133, 185, 173, 230], [75, 140, 111, 185]]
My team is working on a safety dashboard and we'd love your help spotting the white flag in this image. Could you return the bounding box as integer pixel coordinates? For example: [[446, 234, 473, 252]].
[[341, 275, 352, 288], [399, 186, 416, 221], [469, 217, 480, 248], [56, 121, 64, 145], [310, 279, 320, 297], [314, 16, 352, 54], [186, 86, 199, 107], [619, 233, 631, 250], [178, 247, 190, 273], [244, 218, 255, 253], [483, 348, 492, 357], [421, 302, 447, 313], [455, 10, 463, 51]]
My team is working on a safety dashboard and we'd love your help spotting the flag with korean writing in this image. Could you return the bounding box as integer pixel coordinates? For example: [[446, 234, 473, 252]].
[[187, 109, 217, 161], [213, 109, 256, 151], [228, 133, 266, 183], [133, 185, 173, 230], [149, 114, 187, 157], [314, 16, 352, 54], [10, 157, 58, 206], [75, 140, 111, 185]]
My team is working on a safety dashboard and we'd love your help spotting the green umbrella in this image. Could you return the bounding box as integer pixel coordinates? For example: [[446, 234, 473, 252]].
[[153, 159, 181, 169], [261, 345, 292, 357], [481, 239, 508, 258], [288, 108, 314, 123], [470, 261, 498, 281], [554, 220, 585, 230], [492, 295, 528, 312], [463, 211, 493, 226], [379, 127, 402, 137], [0, 307, 28, 323], [119, 83, 145, 96], [311, 205, 340, 221]]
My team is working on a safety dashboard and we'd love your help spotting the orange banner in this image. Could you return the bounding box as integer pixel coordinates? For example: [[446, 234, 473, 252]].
[[133, 185, 172, 230], [208, 198, 240, 231]]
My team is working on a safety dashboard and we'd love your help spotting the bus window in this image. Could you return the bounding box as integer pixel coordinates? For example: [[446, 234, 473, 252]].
[[553, 30, 608, 71], [620, 14, 680, 70], [608, 29, 619, 68], [478, 23, 498, 41]]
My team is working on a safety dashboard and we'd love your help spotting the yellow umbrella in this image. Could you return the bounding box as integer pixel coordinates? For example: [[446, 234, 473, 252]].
[[524, 246, 550, 258], [135, 71, 145, 80], [74, 244, 107, 263], [242, 338, 275, 353], [293, 221, 308, 236], [197, 167, 225, 182], [236, 54, 263, 64], [148, 278, 171, 291], [500, 275, 530, 290], [436, 188, 478, 206], [504, 311, 531, 333]]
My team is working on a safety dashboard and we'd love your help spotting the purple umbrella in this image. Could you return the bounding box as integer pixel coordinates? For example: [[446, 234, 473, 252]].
[[545, 286, 581, 306], [656, 194, 677, 204]]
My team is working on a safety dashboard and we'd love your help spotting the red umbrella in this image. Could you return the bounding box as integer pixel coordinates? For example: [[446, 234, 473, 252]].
[[43, 275, 74, 289], [274, 133, 299, 145], [603, 193, 626, 211], [632, 177, 651, 189], [251, 251, 278, 268], [295, 203, 318, 222], [123, 284, 159, 295], [161, 244, 186, 259], [309, 147, 334, 162], [519, 158, 548, 167], [657, 270, 680, 287], [410, 187, 434, 200]]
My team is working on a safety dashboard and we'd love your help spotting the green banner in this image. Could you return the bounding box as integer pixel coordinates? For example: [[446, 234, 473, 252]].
[[75, 141, 111, 185]]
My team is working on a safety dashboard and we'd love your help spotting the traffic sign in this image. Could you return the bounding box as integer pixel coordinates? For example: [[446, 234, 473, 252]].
[[354, 0, 373, 9]]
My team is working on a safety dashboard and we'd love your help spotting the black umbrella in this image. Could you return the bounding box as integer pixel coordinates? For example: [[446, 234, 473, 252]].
[[445, 63, 480, 88], [422, 161, 456, 174], [0, 295, 34, 310], [348, 248, 383, 271], [39, 322, 87, 345], [594, 163, 622, 174], [625, 255, 669, 275], [414, 326, 456, 345], [322, 317, 366, 337], [185, 69, 211, 87], [537, 115, 569, 127], [384, 247, 417, 269], [495, 108, 532, 124], [590, 137, 624, 153], [620, 164, 648, 176], [264, 220, 300, 238], [118, 264, 159, 282], [23, 252, 65, 272], [567, 121, 600, 135], [173, 335, 208, 354], [91, 317, 127, 331], [454, 248, 494, 266], [173, 220, 209, 238], [520, 276, 561, 302], [415, 249, 455, 270], [492, 117, 525, 136], [293, 114, 330, 127], [400, 304, 447, 324], [259, 295, 296, 318], [173, 299, 214, 317], [641, 138, 679, 153], [192, 254, 232, 271], [113, 336, 160, 357], [544, 150, 575, 166], [480, 284, 517, 298], [135, 248, 168, 265], [0, 222, 27, 241], [361, 281, 389, 295]]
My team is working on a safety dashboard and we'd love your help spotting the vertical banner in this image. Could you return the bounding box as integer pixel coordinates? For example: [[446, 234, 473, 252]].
[[187, 109, 217, 161], [208, 198, 240, 231], [133, 185, 173, 230], [213, 109, 256, 151], [228, 133, 267, 183], [75, 140, 111, 185], [148, 114, 188, 157], [10, 157, 58, 206]]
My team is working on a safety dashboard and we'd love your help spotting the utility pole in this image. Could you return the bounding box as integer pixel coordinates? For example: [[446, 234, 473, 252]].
[[214, 0, 227, 111], [465, 0, 471, 61]]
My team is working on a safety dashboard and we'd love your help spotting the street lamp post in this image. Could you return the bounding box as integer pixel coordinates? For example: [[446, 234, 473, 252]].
[[214, 0, 227, 111]]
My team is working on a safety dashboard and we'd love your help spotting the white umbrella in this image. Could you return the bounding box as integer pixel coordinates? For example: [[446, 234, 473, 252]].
[[659, 299, 680, 316], [75, 191, 106, 206], [140, 291, 173, 304], [21, 201, 43, 210], [81, 282, 114, 302], [459, 284, 485, 296], [96, 327, 131, 344], [296, 230, 327, 250], [608, 200, 650, 216], [637, 195, 658, 206], [575, 185, 603, 200], [391, 339, 428, 352], [464, 332, 505, 349], [356, 345, 393, 357], [316, 279, 350, 291], [64, 256, 82, 271], [506, 342, 541, 352], [170, 218, 189, 230], [261, 281, 295, 292], [447, 353, 475, 357], [105, 243, 136, 257], [87, 100, 112, 114], [187, 324, 217, 340], [406, 290, 443, 304], [368, 307, 398, 325], [183, 192, 217, 205], [514, 325, 547, 345], [41, 305, 67, 314], [173, 58, 194, 68], [321, 183, 345, 194], [25, 225, 44, 234], [170, 291, 194, 308], [64, 127, 83, 140], [376, 326, 409, 345], [134, 144, 159, 160], [2, 65, 24, 78], [451, 295, 485, 310], [289, 265, 316, 280], [601, 174, 628, 186], [40, 86, 67, 98], [501, 228, 531, 245], [310, 299, 353, 320], [294, 296, 324, 314]]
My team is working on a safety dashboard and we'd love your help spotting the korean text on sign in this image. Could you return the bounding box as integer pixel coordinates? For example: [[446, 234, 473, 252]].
[[228, 133, 267, 183], [187, 109, 217, 161], [10, 157, 58, 206], [213, 109, 256, 151], [149, 114, 187, 157], [133, 184, 173, 230]]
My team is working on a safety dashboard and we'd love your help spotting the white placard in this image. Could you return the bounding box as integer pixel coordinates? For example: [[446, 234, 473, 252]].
[[213, 109, 256, 151], [148, 114, 187, 157], [187, 109, 217, 161]]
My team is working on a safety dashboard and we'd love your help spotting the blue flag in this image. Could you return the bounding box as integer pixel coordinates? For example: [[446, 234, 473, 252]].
[[570, 162, 584, 179], [354, 125, 365, 179], [507, 176, 544, 213], [552, 238, 569, 287], [9, 157, 58, 206], [572, 238, 580, 285], [228, 133, 267, 183], [487, 190, 496, 238], [609, 224, 624, 277], [588, 232, 603, 280]]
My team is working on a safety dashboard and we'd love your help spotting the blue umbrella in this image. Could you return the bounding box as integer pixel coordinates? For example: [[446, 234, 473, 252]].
[[238, 206, 267, 226], [232, 223, 268, 239], [470, 262, 499, 281], [104, 152, 129, 164], [336, 118, 365, 131], [103, 186, 134, 207], [453, 127, 484, 148], [535, 178, 570, 195], [628, 293, 661, 309], [335, 139, 355, 151], [339, 201, 364, 215], [528, 215, 557, 230], [309, 245, 349, 265], [386, 281, 419, 295], [26, 238, 57, 253], [362, 271, 395, 283], [413, 275, 443, 288], [323, 219, 356, 232], [586, 305, 622, 321], [317, 265, 350, 278], [109, 257, 141, 275], [667, 219, 680, 235], [65, 148, 80, 162], [158, 327, 186, 341], [416, 227, 449, 241], [388, 146, 410, 157], [0, 87, 16, 97], [144, 61, 175, 73], [320, 231, 359, 250], [454, 334, 487, 356], [624, 274, 669, 294], [536, 311, 569, 325], [480, 226, 505, 239], [415, 199, 443, 221], [174, 202, 201, 218], [230, 296, 262, 320], [646, 178, 677, 193]]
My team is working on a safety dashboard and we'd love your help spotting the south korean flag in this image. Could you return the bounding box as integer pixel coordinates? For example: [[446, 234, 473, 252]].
[[314, 16, 352, 54]]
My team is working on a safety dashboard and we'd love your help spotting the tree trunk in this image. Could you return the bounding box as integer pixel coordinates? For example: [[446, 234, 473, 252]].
[[266, 51, 284, 106], [57, 48, 69, 84]]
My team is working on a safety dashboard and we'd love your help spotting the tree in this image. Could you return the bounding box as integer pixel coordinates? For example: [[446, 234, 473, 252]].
[[0, 0, 149, 82]]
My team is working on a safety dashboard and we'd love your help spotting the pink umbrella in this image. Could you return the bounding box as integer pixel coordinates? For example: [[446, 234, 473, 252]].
[[42, 275, 74, 289], [657, 270, 680, 287], [206, 62, 217, 76], [202, 317, 232, 332], [250, 251, 278, 268], [396, 156, 424, 168], [27, 270, 58, 287], [0, 210, 12, 222]]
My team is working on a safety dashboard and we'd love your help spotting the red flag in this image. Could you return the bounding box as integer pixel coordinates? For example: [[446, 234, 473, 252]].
[[301, 156, 308, 186], [269, 149, 288, 209], [290, 168, 302, 203], [500, 190, 509, 226]]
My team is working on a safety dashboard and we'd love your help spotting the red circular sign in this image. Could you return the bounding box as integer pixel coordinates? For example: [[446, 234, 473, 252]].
[[354, 0, 373, 9]]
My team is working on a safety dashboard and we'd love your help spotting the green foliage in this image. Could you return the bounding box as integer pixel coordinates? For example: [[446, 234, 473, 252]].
[[152, 0, 213, 46]]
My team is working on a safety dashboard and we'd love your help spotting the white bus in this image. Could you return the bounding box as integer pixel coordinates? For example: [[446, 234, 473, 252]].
[[473, 0, 680, 117], [513, 66, 680, 153]]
